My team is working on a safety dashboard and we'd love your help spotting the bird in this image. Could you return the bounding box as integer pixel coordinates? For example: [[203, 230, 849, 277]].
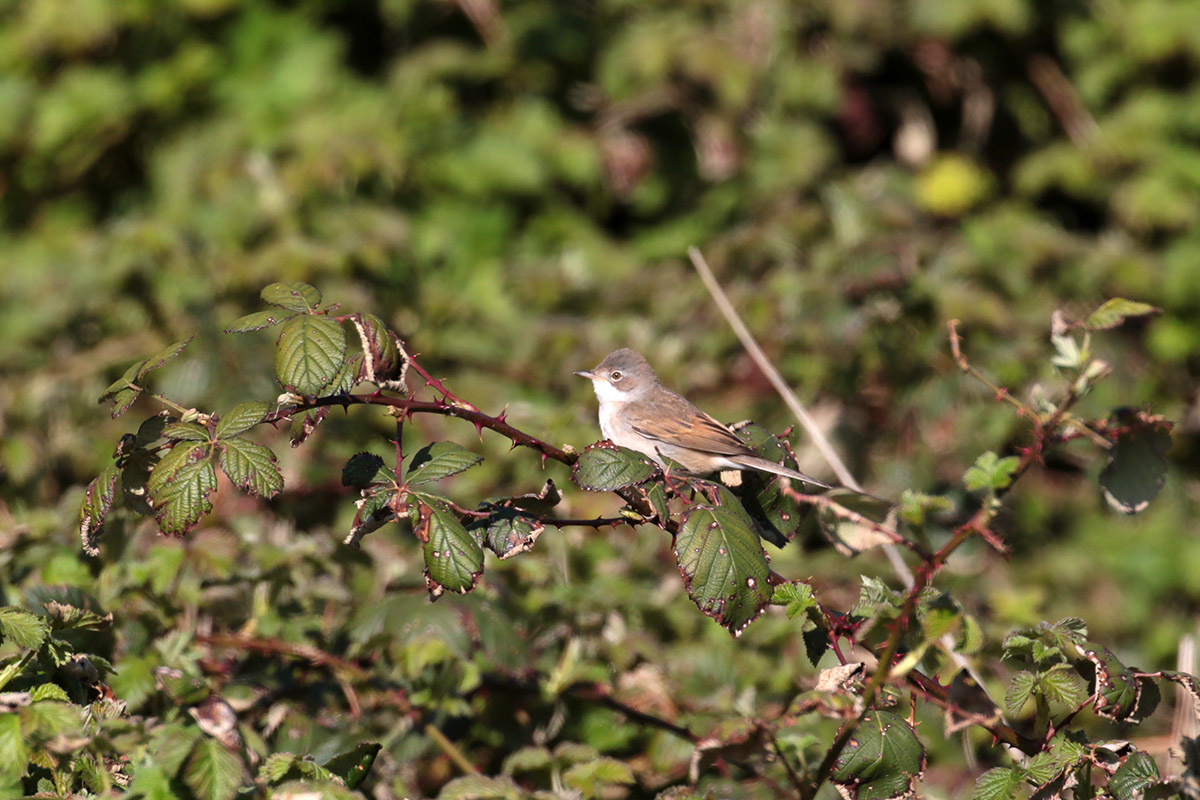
[[574, 348, 830, 488]]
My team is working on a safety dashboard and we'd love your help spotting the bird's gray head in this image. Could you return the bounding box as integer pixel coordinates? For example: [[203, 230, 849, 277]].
[[574, 348, 659, 401]]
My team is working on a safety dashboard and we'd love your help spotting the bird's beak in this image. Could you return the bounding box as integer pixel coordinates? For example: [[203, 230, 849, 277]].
[[573, 369, 597, 380]]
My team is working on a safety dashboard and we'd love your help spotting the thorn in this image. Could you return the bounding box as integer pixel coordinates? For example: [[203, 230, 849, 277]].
[[541, 453, 548, 469], [474, 421, 485, 440]]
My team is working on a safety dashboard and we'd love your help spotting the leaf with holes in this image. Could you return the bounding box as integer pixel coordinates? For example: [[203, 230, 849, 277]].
[[79, 462, 120, 556], [215, 402, 272, 438], [262, 281, 322, 313], [219, 439, 283, 498], [1101, 424, 1170, 514], [223, 309, 295, 333], [415, 498, 484, 597], [573, 442, 656, 492], [324, 742, 382, 791], [475, 508, 544, 559], [675, 493, 771, 637], [408, 442, 484, 485], [1084, 298, 1161, 331], [274, 315, 347, 395], [351, 313, 406, 388], [1079, 643, 1140, 720], [830, 710, 925, 800]]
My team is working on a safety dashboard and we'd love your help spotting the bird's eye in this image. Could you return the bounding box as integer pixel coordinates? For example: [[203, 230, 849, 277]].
[[610, 370, 623, 381]]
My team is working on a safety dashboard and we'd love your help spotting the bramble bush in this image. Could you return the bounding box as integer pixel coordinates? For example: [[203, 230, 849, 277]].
[[1, 281, 1192, 799]]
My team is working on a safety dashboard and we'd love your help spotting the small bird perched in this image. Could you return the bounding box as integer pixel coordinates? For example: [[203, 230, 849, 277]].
[[575, 348, 830, 488]]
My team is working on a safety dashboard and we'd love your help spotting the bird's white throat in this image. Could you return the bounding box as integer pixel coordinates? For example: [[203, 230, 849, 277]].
[[589, 379, 628, 405]]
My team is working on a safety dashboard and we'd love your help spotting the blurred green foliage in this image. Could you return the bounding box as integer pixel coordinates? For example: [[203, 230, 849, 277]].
[[2, 0, 1200, 797]]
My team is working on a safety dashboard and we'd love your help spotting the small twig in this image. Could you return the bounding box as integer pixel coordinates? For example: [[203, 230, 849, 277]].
[[1027, 54, 1097, 145], [426, 723, 480, 774], [770, 730, 807, 797]]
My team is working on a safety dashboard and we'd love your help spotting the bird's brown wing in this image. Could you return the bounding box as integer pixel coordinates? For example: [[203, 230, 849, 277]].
[[626, 390, 754, 457]]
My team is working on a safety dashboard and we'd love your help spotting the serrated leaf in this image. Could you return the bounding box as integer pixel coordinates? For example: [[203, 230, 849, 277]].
[[0, 712, 28, 781], [1101, 425, 1170, 514], [1004, 671, 1036, 718], [219, 439, 283, 498], [352, 313, 405, 386], [1080, 643, 1140, 720], [675, 493, 771, 638], [215, 402, 271, 438], [223, 309, 294, 334], [106, 387, 140, 418], [1084, 298, 1161, 331], [261, 281, 322, 313], [30, 683, 69, 702], [408, 442, 484, 485], [1040, 663, 1089, 716], [437, 774, 523, 800], [772, 582, 817, 621], [343, 452, 391, 488], [148, 445, 217, 536], [803, 627, 829, 667], [184, 738, 244, 800], [323, 742, 381, 790], [1110, 751, 1160, 800], [573, 443, 657, 491], [79, 462, 120, 556], [163, 422, 211, 442], [290, 407, 330, 447], [476, 508, 544, 559], [258, 752, 299, 783], [830, 710, 925, 799], [0, 607, 50, 650], [964, 451, 1020, 492], [274, 315, 348, 395], [416, 500, 484, 596], [974, 767, 1024, 800]]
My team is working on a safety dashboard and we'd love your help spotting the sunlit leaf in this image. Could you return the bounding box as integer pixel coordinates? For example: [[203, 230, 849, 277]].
[[219, 438, 283, 498], [675, 489, 771, 637], [261, 281, 322, 313], [223, 309, 295, 334], [79, 462, 120, 556], [830, 710, 925, 799], [323, 742, 382, 790], [573, 442, 656, 491], [0, 607, 50, 650], [274, 315, 347, 395], [408, 441, 484, 485], [1084, 298, 1161, 331], [215, 402, 272, 438], [415, 498, 484, 596], [184, 737, 244, 800]]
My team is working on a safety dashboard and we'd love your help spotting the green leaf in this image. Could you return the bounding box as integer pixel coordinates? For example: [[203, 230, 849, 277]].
[[0, 607, 50, 649], [0, 713, 29, 781], [416, 499, 484, 596], [772, 582, 817, 621], [1101, 424, 1170, 514], [351, 313, 406, 386], [223, 309, 295, 334], [830, 710, 925, 799], [215, 402, 271, 438], [1110, 751, 1160, 800], [674, 489, 771, 638], [973, 767, 1024, 800], [1040, 663, 1089, 716], [147, 443, 217, 536], [501, 746, 553, 774], [573, 442, 657, 491], [1084, 298, 1161, 331], [98, 337, 194, 414], [476, 508, 544, 559], [562, 757, 636, 794], [408, 441, 484, 485], [30, 683, 69, 702], [899, 490, 953, 526], [343, 452, 391, 488], [964, 451, 1020, 492], [163, 422, 210, 442], [1004, 670, 1036, 718], [274, 315, 348, 395], [79, 462, 120, 556], [184, 738, 244, 800], [261, 281, 322, 313], [1080, 644, 1140, 720], [323, 742, 382, 790], [258, 752, 299, 783], [218, 438, 283, 498], [437, 774, 523, 800]]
